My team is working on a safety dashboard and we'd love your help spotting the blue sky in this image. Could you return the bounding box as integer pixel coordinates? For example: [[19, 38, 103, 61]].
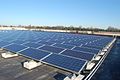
[[0, 0, 120, 29]]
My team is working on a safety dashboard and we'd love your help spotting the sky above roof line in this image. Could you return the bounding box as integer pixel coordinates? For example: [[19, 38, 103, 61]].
[[0, 0, 120, 29]]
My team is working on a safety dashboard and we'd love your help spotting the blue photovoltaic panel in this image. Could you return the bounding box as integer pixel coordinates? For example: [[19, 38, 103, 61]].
[[53, 43, 74, 49], [38, 41, 54, 45], [25, 39, 39, 42], [42, 54, 86, 73], [2, 38, 15, 42], [3, 43, 27, 52], [64, 42, 81, 46], [47, 40, 64, 43], [38, 38, 50, 42], [23, 42, 43, 48], [39, 45, 64, 53], [73, 47, 100, 54], [0, 41, 11, 47], [82, 45, 103, 50], [88, 42, 106, 47], [61, 50, 94, 60], [19, 48, 50, 60], [11, 40, 26, 44]]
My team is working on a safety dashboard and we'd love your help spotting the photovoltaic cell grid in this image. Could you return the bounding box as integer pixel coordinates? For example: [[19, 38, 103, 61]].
[[53, 43, 74, 49], [23, 42, 44, 48], [19, 48, 51, 60], [61, 49, 95, 61], [42, 54, 87, 73], [39, 45, 65, 53], [0, 41, 11, 47], [3, 43, 28, 52], [72, 47, 100, 54], [0, 30, 114, 74]]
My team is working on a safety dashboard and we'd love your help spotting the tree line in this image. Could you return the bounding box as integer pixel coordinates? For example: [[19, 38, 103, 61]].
[[0, 25, 120, 32], [25, 25, 120, 32]]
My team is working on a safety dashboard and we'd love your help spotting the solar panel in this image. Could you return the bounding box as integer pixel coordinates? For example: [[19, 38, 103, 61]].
[[39, 45, 65, 53], [38, 41, 54, 45], [25, 39, 39, 42], [82, 44, 103, 50], [73, 46, 100, 54], [47, 40, 64, 43], [23, 42, 43, 48], [53, 43, 74, 49], [61, 49, 95, 60], [64, 42, 81, 46], [2, 38, 14, 42], [89, 42, 107, 46], [19, 48, 51, 60], [3, 43, 28, 52], [0, 41, 11, 47], [11, 40, 26, 44], [42, 54, 87, 73]]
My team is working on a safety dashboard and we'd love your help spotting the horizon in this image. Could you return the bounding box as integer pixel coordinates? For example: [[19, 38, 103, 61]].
[[0, 0, 120, 29]]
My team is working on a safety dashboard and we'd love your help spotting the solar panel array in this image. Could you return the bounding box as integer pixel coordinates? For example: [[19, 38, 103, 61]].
[[0, 30, 114, 74]]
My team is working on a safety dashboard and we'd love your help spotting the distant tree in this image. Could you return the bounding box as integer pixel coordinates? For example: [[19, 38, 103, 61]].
[[79, 25, 82, 30], [107, 26, 120, 32], [10, 25, 13, 27]]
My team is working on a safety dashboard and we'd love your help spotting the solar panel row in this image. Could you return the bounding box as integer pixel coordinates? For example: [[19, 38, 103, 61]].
[[0, 30, 114, 74]]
